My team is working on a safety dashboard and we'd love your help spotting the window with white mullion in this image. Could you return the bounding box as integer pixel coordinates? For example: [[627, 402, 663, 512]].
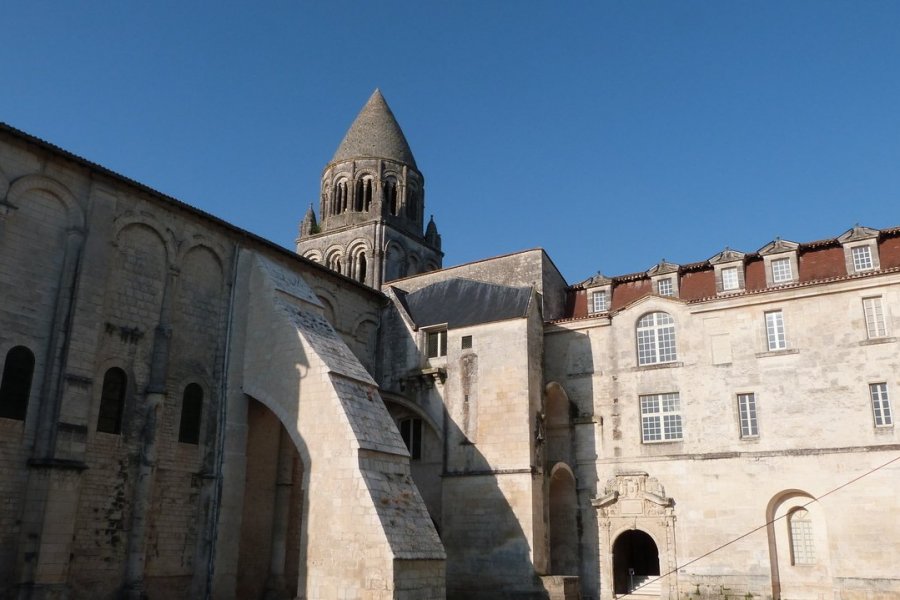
[[789, 509, 816, 565], [737, 393, 758, 437], [657, 277, 674, 296], [590, 290, 609, 313], [869, 383, 893, 427], [765, 311, 787, 351], [863, 297, 887, 338], [771, 257, 792, 283], [636, 312, 677, 365], [852, 245, 874, 272], [640, 392, 682, 442], [721, 267, 740, 291]]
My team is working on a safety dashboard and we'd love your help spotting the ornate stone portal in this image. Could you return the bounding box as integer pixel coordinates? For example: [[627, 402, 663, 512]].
[[592, 472, 676, 599]]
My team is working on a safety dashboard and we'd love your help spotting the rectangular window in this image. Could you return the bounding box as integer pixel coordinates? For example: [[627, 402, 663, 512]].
[[721, 267, 740, 291], [426, 329, 447, 358], [869, 383, 893, 427], [657, 278, 674, 296], [640, 392, 682, 443], [863, 297, 887, 338], [852, 245, 874, 272], [461, 335, 473, 350], [399, 417, 422, 459], [771, 258, 792, 283], [765, 311, 787, 351], [737, 393, 758, 438], [590, 290, 609, 313]]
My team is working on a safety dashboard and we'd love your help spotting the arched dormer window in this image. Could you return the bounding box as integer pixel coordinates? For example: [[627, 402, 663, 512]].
[[0, 346, 36, 420], [178, 383, 203, 444], [333, 179, 349, 214], [406, 186, 418, 220], [636, 312, 677, 365], [97, 367, 127, 434], [384, 178, 400, 216]]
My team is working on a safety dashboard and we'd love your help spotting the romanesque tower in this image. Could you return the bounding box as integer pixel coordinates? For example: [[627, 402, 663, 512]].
[[296, 90, 443, 288]]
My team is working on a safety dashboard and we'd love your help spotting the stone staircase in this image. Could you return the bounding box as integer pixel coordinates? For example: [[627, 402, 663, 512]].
[[622, 574, 662, 597]]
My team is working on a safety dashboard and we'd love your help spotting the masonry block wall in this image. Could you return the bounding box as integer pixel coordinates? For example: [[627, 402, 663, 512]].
[[0, 128, 442, 599]]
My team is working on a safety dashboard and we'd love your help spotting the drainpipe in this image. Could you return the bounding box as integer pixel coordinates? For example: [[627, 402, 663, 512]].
[[204, 244, 241, 599], [122, 266, 177, 599]]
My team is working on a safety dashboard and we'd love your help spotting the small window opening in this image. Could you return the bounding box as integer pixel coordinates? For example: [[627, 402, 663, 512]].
[[97, 367, 127, 434], [461, 335, 473, 350], [178, 383, 203, 444], [426, 329, 447, 358], [399, 417, 422, 459], [0, 346, 36, 421]]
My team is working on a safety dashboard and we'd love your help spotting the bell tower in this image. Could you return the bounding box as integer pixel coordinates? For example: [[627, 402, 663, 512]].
[[296, 89, 443, 288]]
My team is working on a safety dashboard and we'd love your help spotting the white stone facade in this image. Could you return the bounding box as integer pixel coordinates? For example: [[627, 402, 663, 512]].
[[2, 93, 899, 600]]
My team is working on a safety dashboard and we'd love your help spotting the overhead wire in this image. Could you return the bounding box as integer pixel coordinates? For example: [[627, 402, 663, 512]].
[[618, 452, 900, 598]]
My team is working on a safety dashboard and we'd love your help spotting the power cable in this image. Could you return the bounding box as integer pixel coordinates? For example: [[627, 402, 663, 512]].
[[618, 452, 900, 598]]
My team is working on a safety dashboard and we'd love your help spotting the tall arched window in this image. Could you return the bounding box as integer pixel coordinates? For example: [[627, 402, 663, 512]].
[[384, 178, 400, 216], [356, 253, 367, 284], [0, 346, 36, 420], [636, 312, 677, 365], [788, 508, 815, 565], [97, 367, 127, 434], [179, 383, 203, 444], [333, 179, 348, 214], [355, 177, 373, 212], [406, 187, 418, 219]]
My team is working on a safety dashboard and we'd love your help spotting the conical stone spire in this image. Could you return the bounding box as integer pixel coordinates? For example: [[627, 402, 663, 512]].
[[331, 89, 418, 169]]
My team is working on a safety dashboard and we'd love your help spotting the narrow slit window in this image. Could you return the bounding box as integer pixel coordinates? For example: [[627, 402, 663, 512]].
[[97, 367, 127, 434], [178, 383, 203, 444], [399, 417, 422, 459], [0, 346, 36, 421]]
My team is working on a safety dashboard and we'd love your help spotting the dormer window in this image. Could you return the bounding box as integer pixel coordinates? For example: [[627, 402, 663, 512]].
[[839, 225, 881, 275], [771, 257, 792, 283], [759, 239, 799, 286], [851, 245, 873, 272], [721, 267, 740, 291], [710, 248, 746, 294], [657, 278, 674, 297], [590, 289, 609, 313], [648, 260, 679, 298]]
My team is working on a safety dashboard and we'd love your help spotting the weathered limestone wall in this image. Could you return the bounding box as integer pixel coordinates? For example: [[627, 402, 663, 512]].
[[212, 253, 444, 599], [0, 128, 440, 599], [544, 272, 900, 599]]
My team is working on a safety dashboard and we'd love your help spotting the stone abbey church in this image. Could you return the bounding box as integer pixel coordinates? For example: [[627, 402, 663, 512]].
[[0, 90, 898, 600]]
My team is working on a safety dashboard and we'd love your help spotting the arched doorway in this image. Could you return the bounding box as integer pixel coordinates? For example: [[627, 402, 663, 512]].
[[549, 465, 579, 575], [612, 530, 659, 596]]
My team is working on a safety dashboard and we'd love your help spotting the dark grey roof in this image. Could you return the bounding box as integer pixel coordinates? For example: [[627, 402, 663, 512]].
[[398, 278, 533, 329], [331, 89, 418, 169]]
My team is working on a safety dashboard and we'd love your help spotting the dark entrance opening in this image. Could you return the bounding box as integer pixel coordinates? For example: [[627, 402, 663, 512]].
[[612, 530, 660, 595]]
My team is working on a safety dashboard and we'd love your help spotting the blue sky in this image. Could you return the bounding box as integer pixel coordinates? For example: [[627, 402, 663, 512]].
[[3, 2, 899, 282]]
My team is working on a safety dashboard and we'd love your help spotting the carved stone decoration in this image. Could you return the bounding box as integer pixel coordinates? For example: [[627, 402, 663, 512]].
[[591, 471, 674, 518], [592, 471, 677, 600]]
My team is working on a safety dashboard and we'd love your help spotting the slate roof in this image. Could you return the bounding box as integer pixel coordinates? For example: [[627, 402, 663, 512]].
[[331, 89, 418, 169], [396, 278, 533, 329]]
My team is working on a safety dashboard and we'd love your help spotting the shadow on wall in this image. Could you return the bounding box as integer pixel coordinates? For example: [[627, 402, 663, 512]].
[[546, 328, 600, 600], [440, 412, 539, 600]]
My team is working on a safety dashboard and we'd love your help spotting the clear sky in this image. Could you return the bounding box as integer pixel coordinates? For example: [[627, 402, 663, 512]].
[[3, 2, 899, 282]]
